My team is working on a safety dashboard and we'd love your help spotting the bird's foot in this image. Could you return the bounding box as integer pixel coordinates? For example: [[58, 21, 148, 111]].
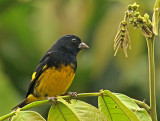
[[62, 92, 78, 100], [47, 96, 57, 105]]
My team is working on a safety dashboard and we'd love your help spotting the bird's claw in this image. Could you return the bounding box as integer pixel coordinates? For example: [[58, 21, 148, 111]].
[[47, 96, 57, 105], [63, 92, 78, 100]]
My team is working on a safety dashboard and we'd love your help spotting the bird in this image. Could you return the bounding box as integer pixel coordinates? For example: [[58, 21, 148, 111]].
[[13, 34, 89, 109]]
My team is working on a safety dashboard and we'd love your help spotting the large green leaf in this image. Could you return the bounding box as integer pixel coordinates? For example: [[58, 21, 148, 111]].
[[98, 90, 151, 121], [11, 111, 45, 121], [48, 98, 107, 121], [114, 93, 151, 121]]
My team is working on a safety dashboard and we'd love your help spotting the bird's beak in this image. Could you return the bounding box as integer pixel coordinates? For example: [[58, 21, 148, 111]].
[[78, 42, 89, 49]]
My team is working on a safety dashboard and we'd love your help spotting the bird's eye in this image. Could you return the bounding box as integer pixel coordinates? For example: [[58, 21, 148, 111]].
[[72, 38, 77, 42]]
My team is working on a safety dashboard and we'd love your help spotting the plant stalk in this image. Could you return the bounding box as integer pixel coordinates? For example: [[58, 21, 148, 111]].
[[146, 35, 157, 121]]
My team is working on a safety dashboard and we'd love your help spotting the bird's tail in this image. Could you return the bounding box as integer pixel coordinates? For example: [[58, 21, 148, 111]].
[[12, 99, 28, 110]]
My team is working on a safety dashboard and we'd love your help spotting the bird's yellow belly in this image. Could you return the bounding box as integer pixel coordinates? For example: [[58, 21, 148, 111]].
[[34, 64, 75, 97]]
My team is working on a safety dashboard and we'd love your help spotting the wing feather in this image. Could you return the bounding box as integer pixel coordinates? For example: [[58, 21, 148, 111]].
[[26, 52, 52, 97]]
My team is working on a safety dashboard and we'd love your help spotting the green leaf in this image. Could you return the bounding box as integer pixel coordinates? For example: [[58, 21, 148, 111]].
[[98, 90, 139, 121], [11, 111, 45, 121], [98, 96, 133, 120], [98, 90, 151, 121], [70, 99, 107, 121], [152, 0, 160, 35], [48, 98, 80, 121], [48, 98, 107, 121], [114, 93, 151, 121]]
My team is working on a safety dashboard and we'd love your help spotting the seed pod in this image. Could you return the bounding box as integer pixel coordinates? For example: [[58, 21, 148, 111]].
[[128, 5, 132, 11], [141, 25, 152, 37], [114, 22, 131, 57], [132, 3, 139, 11], [134, 12, 140, 17]]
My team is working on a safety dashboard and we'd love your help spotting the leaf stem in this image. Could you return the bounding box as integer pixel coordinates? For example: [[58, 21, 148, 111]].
[[0, 112, 15, 121], [132, 99, 151, 114], [146, 36, 157, 121]]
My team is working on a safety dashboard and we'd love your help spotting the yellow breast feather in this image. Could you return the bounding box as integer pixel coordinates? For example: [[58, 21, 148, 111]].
[[34, 64, 75, 98]]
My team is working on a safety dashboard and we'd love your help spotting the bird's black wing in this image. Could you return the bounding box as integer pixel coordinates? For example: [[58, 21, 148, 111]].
[[26, 51, 53, 98]]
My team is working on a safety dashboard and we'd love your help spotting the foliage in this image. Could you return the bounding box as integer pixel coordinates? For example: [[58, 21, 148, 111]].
[[0, 90, 151, 121]]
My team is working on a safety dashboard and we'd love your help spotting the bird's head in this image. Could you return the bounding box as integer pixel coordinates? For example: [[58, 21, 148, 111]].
[[53, 35, 89, 55]]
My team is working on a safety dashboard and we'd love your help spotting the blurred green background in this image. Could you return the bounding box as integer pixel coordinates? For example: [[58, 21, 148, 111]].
[[0, 0, 160, 120]]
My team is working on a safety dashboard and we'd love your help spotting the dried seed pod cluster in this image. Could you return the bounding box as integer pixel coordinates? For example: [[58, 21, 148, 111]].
[[114, 2, 153, 57], [114, 21, 130, 57]]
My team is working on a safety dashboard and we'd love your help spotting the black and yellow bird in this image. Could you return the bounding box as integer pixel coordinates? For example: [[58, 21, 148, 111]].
[[13, 35, 89, 109]]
